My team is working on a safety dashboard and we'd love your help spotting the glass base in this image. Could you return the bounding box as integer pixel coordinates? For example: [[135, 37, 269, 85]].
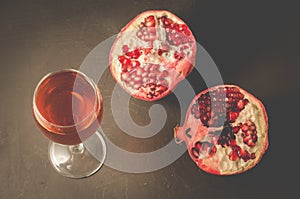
[[48, 131, 106, 178]]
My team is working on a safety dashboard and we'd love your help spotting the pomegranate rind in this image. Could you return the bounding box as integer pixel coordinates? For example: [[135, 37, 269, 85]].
[[110, 10, 196, 101], [174, 84, 269, 175]]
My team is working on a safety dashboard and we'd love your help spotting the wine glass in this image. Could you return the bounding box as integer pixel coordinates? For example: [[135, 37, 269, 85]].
[[33, 69, 106, 178]]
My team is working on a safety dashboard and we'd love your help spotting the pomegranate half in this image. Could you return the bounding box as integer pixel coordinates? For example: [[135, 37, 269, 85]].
[[174, 85, 269, 175], [110, 10, 196, 101]]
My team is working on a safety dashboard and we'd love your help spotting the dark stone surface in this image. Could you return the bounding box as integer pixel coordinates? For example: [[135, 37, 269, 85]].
[[0, 0, 299, 198]]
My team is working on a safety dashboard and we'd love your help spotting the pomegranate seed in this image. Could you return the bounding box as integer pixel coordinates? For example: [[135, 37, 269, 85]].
[[122, 45, 129, 53], [180, 45, 189, 51], [173, 24, 179, 31], [250, 125, 256, 131], [177, 24, 187, 31], [250, 153, 256, 159], [170, 35, 182, 46], [180, 52, 186, 59], [200, 114, 208, 122], [245, 130, 253, 136], [247, 140, 256, 147], [180, 36, 188, 44], [227, 97, 233, 103], [121, 73, 129, 80], [232, 126, 240, 134], [118, 55, 126, 64], [241, 125, 249, 132], [131, 60, 140, 67], [161, 44, 170, 51], [149, 77, 156, 83], [121, 65, 127, 72], [142, 48, 152, 55], [150, 64, 159, 72], [135, 68, 143, 76], [133, 49, 141, 58], [252, 134, 258, 142], [127, 65, 134, 72], [246, 120, 253, 126], [236, 100, 244, 110], [241, 151, 251, 162], [122, 57, 131, 66], [195, 141, 202, 151], [174, 51, 183, 60], [136, 31, 143, 38], [243, 135, 251, 143], [154, 90, 160, 96], [147, 73, 155, 79], [198, 103, 205, 110], [243, 99, 249, 106], [144, 64, 152, 71], [141, 73, 148, 78], [133, 76, 142, 82], [232, 145, 242, 155], [158, 85, 167, 92], [145, 15, 155, 27], [126, 49, 141, 59], [132, 83, 141, 90], [191, 147, 199, 159], [128, 80, 135, 87], [158, 49, 163, 56], [149, 84, 156, 90], [160, 16, 166, 22], [228, 112, 238, 122], [229, 150, 239, 161], [183, 29, 191, 37], [209, 145, 217, 155], [229, 140, 236, 146], [228, 87, 239, 93], [161, 16, 173, 27]]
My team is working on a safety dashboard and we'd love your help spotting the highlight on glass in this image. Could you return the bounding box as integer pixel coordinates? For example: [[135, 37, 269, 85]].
[[33, 69, 106, 178]]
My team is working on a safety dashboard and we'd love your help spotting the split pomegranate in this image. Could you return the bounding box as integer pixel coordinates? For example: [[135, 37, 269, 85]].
[[110, 10, 196, 101], [174, 85, 269, 175]]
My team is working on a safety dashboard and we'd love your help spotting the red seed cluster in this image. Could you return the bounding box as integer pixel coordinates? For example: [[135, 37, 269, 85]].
[[240, 120, 258, 147], [191, 141, 217, 159], [191, 88, 226, 127], [136, 15, 156, 41], [216, 125, 236, 147], [229, 145, 256, 162], [119, 45, 170, 100], [142, 83, 168, 100], [191, 87, 249, 127], [190, 86, 258, 163], [159, 16, 192, 46]]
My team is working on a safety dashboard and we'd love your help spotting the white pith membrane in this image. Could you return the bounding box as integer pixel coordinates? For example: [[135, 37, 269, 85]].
[[110, 10, 196, 101], [175, 85, 268, 175]]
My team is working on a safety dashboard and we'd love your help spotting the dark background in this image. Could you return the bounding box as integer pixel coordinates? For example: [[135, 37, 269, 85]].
[[0, 0, 299, 198]]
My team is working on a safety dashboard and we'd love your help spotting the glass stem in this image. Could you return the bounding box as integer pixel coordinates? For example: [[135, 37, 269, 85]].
[[69, 143, 85, 154]]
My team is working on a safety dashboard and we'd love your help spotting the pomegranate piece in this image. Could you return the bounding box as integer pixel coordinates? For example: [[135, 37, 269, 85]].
[[110, 10, 196, 101], [174, 85, 269, 175]]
